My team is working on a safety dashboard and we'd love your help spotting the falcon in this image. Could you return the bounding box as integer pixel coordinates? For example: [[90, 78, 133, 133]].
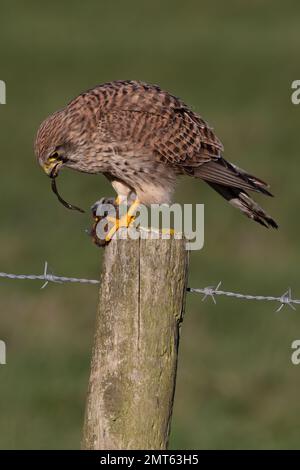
[[35, 80, 278, 241]]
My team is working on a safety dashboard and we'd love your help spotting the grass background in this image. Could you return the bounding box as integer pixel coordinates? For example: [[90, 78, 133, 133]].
[[0, 0, 300, 449]]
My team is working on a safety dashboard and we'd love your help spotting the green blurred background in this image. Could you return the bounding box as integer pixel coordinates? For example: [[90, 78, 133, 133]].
[[0, 0, 300, 449]]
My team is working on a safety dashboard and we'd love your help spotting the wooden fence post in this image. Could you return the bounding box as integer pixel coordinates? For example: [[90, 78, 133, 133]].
[[82, 234, 189, 450]]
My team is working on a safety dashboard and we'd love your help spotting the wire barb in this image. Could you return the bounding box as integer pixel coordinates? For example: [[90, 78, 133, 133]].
[[276, 288, 296, 312], [199, 281, 222, 304], [41, 261, 62, 289]]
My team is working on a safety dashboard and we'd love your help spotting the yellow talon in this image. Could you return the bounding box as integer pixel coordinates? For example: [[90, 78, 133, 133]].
[[105, 199, 140, 242]]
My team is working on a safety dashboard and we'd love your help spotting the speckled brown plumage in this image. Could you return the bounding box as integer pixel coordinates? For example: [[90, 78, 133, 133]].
[[35, 80, 277, 228]]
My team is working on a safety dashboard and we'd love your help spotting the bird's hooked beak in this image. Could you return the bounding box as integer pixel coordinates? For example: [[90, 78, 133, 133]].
[[49, 162, 61, 179], [42, 160, 62, 178]]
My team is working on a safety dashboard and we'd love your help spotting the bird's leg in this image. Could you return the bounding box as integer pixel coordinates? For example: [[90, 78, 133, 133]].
[[114, 195, 123, 206], [105, 198, 140, 242]]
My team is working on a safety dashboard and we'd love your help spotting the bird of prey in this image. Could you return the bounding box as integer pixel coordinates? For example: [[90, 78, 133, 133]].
[[35, 80, 278, 241]]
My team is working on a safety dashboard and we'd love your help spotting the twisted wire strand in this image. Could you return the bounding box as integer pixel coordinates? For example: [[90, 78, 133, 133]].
[[0, 262, 100, 289], [0, 263, 298, 311]]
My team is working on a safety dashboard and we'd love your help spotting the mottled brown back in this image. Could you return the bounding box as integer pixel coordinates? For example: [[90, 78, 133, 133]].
[[69, 80, 224, 166]]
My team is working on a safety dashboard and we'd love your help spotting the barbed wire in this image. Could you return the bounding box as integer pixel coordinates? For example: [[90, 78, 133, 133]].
[[0, 262, 100, 289], [187, 283, 298, 312], [0, 262, 298, 312]]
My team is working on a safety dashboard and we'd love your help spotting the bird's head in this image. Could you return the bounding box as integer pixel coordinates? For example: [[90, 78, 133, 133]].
[[34, 110, 85, 213], [34, 110, 75, 178], [38, 145, 69, 178]]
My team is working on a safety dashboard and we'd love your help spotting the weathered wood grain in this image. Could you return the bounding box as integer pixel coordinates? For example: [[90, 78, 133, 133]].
[[82, 235, 188, 450]]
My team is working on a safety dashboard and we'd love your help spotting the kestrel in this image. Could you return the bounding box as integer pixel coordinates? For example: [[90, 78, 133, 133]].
[[35, 80, 278, 241]]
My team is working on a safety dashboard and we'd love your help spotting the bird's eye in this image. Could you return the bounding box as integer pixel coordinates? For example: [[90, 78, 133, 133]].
[[49, 152, 68, 163], [48, 152, 59, 162]]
